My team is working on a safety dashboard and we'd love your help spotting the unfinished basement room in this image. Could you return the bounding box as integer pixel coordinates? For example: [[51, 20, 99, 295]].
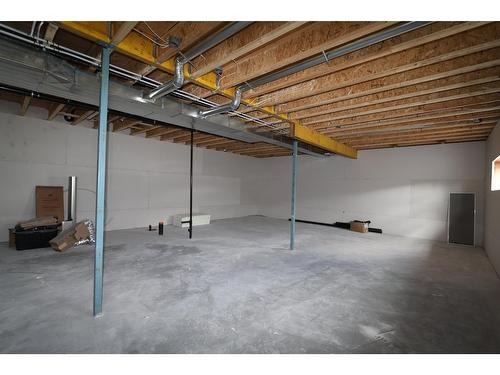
[[1, 3, 500, 366]]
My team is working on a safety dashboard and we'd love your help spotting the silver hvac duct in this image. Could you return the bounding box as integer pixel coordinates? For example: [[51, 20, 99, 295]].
[[145, 21, 252, 101], [198, 87, 242, 118], [68, 176, 77, 222], [146, 57, 184, 100]]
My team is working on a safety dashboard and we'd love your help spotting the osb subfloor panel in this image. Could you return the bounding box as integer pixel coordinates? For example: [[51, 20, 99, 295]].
[[1, 216, 500, 353]]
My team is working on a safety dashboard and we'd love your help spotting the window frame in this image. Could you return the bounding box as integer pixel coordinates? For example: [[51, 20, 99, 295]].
[[492, 155, 500, 191]]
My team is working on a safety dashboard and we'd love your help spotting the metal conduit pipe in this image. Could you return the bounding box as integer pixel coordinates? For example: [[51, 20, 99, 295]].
[[198, 87, 242, 118]]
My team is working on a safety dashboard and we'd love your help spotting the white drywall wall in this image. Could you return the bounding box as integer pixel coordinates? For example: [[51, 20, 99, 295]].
[[485, 121, 500, 275], [252, 142, 486, 245], [0, 102, 261, 241], [0, 99, 488, 248]]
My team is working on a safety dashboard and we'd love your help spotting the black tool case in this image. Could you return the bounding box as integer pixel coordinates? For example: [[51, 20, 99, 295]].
[[14, 226, 59, 250]]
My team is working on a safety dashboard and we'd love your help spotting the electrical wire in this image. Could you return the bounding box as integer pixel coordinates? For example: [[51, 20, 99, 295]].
[[132, 22, 180, 49], [132, 27, 171, 48], [143, 22, 176, 45]]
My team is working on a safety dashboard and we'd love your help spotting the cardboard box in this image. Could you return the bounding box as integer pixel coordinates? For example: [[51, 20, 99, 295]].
[[17, 216, 58, 230], [36, 186, 64, 223], [50, 221, 90, 252], [350, 221, 369, 233]]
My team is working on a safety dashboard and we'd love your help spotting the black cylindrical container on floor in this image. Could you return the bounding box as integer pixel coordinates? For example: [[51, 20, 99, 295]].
[[158, 222, 164, 235], [148, 225, 152, 231]]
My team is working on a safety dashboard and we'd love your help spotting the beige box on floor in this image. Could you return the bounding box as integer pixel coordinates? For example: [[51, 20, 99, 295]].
[[50, 221, 90, 252], [350, 221, 369, 233]]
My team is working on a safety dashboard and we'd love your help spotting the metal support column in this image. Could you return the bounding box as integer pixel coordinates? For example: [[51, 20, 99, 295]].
[[189, 128, 194, 239], [290, 140, 298, 250], [93, 45, 110, 317]]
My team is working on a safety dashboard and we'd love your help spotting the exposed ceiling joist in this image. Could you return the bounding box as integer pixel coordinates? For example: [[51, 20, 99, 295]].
[[130, 124, 161, 136], [174, 132, 212, 144], [322, 106, 500, 135], [303, 86, 500, 126], [56, 21, 357, 158], [0, 90, 286, 158], [136, 21, 228, 77], [44, 23, 59, 42], [2, 20, 498, 153], [292, 70, 500, 120], [72, 110, 97, 126], [345, 124, 495, 144], [112, 118, 142, 132], [310, 96, 500, 130], [111, 22, 138, 46], [20, 96, 31, 116], [271, 39, 500, 110], [155, 22, 228, 64], [189, 21, 307, 80], [160, 129, 188, 141], [244, 21, 490, 99], [353, 132, 491, 149], [47, 103, 65, 121], [145, 127, 178, 138], [195, 137, 233, 147], [203, 139, 239, 149], [218, 21, 398, 89], [331, 116, 500, 138]]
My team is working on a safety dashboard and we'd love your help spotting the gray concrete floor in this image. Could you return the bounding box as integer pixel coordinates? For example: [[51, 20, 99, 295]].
[[1, 216, 500, 353]]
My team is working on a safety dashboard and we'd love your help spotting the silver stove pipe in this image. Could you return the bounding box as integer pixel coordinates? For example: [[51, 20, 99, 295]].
[[68, 176, 77, 222]]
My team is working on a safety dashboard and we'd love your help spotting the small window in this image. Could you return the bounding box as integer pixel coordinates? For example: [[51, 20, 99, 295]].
[[492, 156, 500, 191]]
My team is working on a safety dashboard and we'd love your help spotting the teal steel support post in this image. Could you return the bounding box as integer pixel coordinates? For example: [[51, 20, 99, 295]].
[[93, 45, 110, 317], [290, 140, 298, 250]]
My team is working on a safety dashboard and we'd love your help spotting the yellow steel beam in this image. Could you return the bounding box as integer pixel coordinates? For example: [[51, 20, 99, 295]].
[[57, 21, 357, 158], [111, 22, 139, 45], [58, 21, 176, 70], [291, 122, 358, 159], [60, 21, 110, 43]]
